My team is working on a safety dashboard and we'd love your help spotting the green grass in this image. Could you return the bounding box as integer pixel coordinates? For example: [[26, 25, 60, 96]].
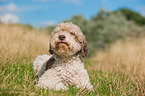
[[0, 59, 144, 96]]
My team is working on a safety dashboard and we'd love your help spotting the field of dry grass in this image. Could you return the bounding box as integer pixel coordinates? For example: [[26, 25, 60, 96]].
[[0, 24, 145, 95], [0, 24, 49, 63], [91, 38, 145, 95], [92, 38, 145, 76]]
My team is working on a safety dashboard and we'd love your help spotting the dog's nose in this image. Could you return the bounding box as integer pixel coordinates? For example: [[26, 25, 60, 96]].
[[59, 35, 66, 40]]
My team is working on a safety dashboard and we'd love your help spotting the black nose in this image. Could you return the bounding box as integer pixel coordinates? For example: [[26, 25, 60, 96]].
[[59, 35, 66, 40]]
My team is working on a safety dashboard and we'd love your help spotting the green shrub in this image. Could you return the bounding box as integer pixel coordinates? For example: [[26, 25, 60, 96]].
[[63, 9, 145, 57]]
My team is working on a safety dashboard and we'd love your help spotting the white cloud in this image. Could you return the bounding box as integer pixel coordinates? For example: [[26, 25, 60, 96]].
[[0, 14, 19, 24], [6, 3, 17, 12], [31, 21, 57, 27], [141, 11, 145, 17], [137, 6, 145, 17], [140, 7, 145, 17], [0, 0, 8, 2], [40, 21, 57, 26], [0, 3, 20, 24], [63, 0, 81, 4], [33, 0, 82, 4], [0, 3, 17, 12], [33, 0, 54, 2]]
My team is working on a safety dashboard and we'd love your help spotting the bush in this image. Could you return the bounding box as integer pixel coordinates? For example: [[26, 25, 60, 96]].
[[115, 8, 145, 26], [64, 9, 145, 57]]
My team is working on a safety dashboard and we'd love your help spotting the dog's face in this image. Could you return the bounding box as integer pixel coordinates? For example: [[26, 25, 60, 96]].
[[50, 22, 88, 58], [50, 30, 81, 57]]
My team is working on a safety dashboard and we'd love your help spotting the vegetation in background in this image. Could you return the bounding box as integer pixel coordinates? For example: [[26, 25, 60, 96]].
[[46, 25, 56, 34], [115, 8, 145, 25], [62, 8, 145, 56]]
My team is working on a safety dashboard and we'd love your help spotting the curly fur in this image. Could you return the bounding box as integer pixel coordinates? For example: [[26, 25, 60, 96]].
[[33, 22, 93, 91], [49, 22, 89, 57]]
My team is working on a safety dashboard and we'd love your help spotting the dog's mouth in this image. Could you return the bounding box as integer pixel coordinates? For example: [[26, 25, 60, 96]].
[[57, 41, 69, 47]]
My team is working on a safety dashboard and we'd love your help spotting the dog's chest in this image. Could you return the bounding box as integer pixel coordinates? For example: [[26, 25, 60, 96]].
[[51, 60, 84, 79]]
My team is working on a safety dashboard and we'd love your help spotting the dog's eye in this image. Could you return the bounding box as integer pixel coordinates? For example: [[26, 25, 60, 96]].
[[70, 32, 75, 35]]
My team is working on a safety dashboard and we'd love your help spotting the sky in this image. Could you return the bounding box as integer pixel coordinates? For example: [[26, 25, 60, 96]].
[[0, 0, 145, 27]]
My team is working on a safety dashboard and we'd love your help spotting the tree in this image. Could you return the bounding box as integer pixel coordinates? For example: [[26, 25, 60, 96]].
[[62, 9, 145, 57], [115, 8, 145, 25]]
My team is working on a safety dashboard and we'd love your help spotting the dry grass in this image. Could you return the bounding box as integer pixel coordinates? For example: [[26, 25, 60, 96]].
[[0, 24, 49, 63], [0, 24, 52, 95], [92, 39, 145, 76], [91, 38, 145, 95]]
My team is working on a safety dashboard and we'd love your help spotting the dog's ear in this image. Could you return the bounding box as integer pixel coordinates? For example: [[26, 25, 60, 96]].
[[49, 43, 54, 54], [81, 41, 89, 58]]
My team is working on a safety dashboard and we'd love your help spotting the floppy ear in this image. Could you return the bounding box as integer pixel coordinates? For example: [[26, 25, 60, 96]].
[[49, 43, 54, 54], [81, 41, 89, 58]]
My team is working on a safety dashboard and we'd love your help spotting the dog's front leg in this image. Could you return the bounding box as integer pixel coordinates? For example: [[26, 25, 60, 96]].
[[36, 70, 68, 91]]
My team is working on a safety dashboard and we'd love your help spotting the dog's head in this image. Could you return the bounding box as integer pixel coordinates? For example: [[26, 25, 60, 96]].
[[49, 22, 88, 58]]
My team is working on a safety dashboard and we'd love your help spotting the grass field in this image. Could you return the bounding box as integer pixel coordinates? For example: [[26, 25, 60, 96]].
[[0, 24, 144, 95]]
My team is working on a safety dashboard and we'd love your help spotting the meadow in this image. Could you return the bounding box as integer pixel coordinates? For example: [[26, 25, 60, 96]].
[[0, 24, 144, 95]]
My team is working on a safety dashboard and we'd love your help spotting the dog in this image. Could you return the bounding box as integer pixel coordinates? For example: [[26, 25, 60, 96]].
[[33, 22, 93, 91]]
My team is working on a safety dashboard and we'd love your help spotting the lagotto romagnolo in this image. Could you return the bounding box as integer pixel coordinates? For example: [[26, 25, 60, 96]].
[[33, 22, 93, 91]]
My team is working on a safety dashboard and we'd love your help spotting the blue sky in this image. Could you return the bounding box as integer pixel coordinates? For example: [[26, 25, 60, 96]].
[[0, 0, 145, 27]]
